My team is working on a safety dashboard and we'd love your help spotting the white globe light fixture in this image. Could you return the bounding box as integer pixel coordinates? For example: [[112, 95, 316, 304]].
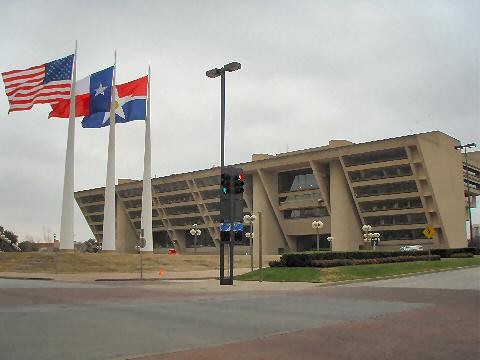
[[311, 220, 324, 251], [190, 224, 202, 255]]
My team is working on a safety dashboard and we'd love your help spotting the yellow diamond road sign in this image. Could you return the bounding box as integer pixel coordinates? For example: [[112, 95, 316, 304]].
[[423, 225, 436, 239]]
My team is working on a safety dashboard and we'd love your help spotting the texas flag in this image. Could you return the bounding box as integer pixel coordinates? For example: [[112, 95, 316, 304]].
[[49, 66, 114, 118], [81, 76, 147, 128]]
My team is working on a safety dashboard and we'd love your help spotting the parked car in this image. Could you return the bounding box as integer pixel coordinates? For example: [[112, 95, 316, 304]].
[[400, 245, 424, 251]]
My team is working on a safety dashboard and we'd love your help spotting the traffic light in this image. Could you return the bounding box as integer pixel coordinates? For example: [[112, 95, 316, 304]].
[[221, 173, 232, 194], [234, 172, 245, 194]]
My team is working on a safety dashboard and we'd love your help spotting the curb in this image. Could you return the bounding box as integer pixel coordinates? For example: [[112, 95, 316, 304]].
[[95, 277, 216, 282], [0, 276, 53, 281]]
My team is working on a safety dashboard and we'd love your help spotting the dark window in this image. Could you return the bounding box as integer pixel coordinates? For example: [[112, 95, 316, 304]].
[[94, 225, 103, 231], [296, 234, 331, 251], [284, 207, 329, 219], [170, 217, 204, 226], [118, 188, 142, 198], [359, 197, 423, 212], [153, 231, 172, 248], [89, 215, 103, 223], [343, 147, 407, 167], [195, 175, 220, 187], [152, 220, 163, 228], [354, 181, 418, 198], [379, 228, 427, 241], [123, 199, 143, 209], [153, 181, 189, 193], [205, 202, 220, 212], [349, 164, 412, 182], [209, 215, 221, 223], [184, 230, 215, 247], [278, 169, 319, 193], [84, 204, 104, 213], [364, 213, 427, 227], [158, 193, 194, 204], [80, 194, 104, 204], [200, 189, 220, 200], [164, 205, 199, 215]]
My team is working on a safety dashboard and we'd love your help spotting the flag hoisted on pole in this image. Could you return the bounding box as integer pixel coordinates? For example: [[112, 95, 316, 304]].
[[2, 54, 74, 113], [102, 51, 117, 251], [141, 65, 153, 252], [59, 41, 78, 251]]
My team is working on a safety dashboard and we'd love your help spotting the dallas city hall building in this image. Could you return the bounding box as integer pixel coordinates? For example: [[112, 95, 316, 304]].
[[75, 131, 480, 254]]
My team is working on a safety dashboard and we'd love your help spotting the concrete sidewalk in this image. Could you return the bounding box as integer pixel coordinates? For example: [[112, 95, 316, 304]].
[[0, 268, 253, 282]]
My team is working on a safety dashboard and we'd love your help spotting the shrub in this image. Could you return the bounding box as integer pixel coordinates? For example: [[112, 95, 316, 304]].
[[310, 255, 440, 268], [449, 252, 473, 258], [429, 248, 476, 258], [269, 260, 282, 267], [18, 241, 39, 252], [278, 251, 428, 267]]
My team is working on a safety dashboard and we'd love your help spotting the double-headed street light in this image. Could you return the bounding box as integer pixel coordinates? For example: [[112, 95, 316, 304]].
[[454, 142, 477, 245], [312, 220, 324, 251], [362, 224, 380, 250], [190, 223, 202, 255], [243, 214, 256, 271]]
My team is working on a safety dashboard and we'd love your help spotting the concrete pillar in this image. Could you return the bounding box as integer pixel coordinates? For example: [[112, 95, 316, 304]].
[[330, 160, 363, 251]]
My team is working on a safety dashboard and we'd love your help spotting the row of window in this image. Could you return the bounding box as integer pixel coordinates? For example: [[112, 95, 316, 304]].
[[83, 204, 104, 213], [343, 147, 408, 167], [359, 197, 423, 213], [128, 209, 159, 219], [133, 220, 164, 229], [164, 205, 199, 216], [153, 181, 189, 194], [158, 193, 194, 205], [379, 228, 427, 241], [170, 217, 204, 226], [284, 207, 329, 219], [354, 180, 418, 198], [194, 175, 220, 188], [348, 164, 412, 182], [117, 188, 142, 198], [364, 213, 427, 227], [80, 194, 104, 204]]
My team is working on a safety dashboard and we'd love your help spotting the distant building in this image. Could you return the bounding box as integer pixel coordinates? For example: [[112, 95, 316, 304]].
[[75, 131, 479, 254]]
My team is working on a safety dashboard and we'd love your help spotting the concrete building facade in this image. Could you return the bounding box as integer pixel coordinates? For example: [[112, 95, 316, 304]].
[[75, 131, 479, 254]]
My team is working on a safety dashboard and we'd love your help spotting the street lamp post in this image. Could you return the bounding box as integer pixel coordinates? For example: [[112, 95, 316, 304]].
[[362, 224, 380, 250], [206, 62, 241, 285], [190, 224, 202, 255], [312, 220, 324, 251], [327, 236, 333, 250], [455, 143, 477, 245], [243, 214, 256, 271]]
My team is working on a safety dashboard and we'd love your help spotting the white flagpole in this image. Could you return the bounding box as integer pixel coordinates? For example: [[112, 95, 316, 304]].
[[59, 41, 77, 251], [102, 51, 117, 251], [141, 65, 153, 252]]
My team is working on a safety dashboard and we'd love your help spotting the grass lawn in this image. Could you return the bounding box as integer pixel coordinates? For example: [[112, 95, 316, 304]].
[[235, 257, 480, 283]]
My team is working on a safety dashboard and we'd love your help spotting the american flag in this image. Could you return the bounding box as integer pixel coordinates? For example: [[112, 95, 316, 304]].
[[2, 54, 74, 113]]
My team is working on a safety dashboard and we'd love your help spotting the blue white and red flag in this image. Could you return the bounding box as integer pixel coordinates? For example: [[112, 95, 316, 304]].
[[81, 76, 148, 128], [49, 66, 114, 118], [1, 54, 74, 113]]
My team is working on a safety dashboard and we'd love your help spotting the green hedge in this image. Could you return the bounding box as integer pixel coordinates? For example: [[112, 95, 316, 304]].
[[269, 254, 440, 268], [276, 251, 427, 267], [429, 248, 478, 257]]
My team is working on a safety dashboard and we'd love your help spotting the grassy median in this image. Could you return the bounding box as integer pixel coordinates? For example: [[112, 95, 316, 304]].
[[235, 257, 480, 283]]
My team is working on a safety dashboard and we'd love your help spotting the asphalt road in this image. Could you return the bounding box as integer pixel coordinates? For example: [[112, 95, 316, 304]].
[[0, 268, 478, 360]]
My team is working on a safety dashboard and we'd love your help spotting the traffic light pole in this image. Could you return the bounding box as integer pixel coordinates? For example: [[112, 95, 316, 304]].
[[219, 71, 227, 284]]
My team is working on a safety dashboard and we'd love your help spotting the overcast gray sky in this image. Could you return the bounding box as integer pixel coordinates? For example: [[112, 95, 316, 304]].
[[0, 0, 478, 242]]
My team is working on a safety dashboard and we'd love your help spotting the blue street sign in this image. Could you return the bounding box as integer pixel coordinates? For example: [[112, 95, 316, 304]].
[[220, 223, 231, 232], [220, 223, 244, 232], [233, 223, 244, 232]]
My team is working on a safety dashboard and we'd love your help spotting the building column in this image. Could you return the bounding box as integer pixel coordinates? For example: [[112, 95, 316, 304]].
[[330, 160, 363, 251]]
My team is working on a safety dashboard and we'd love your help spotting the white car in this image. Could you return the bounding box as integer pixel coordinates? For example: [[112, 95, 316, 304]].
[[400, 245, 424, 251]]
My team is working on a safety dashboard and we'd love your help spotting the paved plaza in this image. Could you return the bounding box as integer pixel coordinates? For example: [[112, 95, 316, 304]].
[[0, 268, 478, 360]]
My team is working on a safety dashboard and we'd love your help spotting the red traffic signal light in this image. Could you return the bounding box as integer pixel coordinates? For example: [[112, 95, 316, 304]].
[[234, 173, 245, 194]]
